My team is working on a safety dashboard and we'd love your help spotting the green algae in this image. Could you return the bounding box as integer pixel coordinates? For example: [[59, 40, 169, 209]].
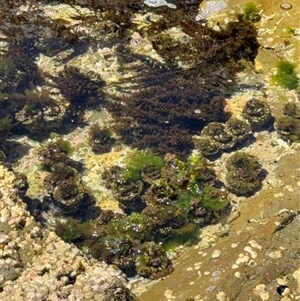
[[271, 60, 299, 90], [123, 149, 164, 183], [243, 2, 260, 22], [285, 26, 296, 36], [52, 217, 94, 243], [200, 186, 229, 213]]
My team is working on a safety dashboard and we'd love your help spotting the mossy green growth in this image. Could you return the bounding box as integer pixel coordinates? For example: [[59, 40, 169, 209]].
[[159, 222, 199, 251], [175, 192, 194, 214], [0, 117, 13, 132], [53, 217, 94, 243], [123, 149, 164, 182], [0, 57, 16, 78], [271, 60, 299, 90], [56, 138, 75, 156], [243, 3, 260, 21], [200, 186, 229, 214], [285, 27, 296, 36], [110, 212, 151, 241]]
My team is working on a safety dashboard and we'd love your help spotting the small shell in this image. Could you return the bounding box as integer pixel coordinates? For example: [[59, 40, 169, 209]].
[[280, 3, 293, 10]]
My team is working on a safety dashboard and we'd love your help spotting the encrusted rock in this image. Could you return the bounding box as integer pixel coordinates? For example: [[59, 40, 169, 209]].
[[0, 164, 133, 301]]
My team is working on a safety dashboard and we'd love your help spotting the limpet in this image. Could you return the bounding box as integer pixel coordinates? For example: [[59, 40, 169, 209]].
[[280, 2, 292, 10]]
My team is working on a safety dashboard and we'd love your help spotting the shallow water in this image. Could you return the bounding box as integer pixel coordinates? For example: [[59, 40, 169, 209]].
[[0, 0, 299, 300]]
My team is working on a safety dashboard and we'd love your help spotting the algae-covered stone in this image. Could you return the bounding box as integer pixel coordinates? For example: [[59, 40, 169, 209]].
[[242, 99, 272, 131], [136, 241, 174, 279], [225, 152, 264, 196]]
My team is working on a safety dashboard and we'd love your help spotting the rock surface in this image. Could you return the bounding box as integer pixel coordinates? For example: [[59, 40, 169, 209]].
[[137, 144, 300, 301], [0, 165, 134, 301]]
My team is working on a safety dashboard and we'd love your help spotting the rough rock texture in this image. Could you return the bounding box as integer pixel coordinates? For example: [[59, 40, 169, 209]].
[[0, 164, 134, 301], [137, 144, 300, 301]]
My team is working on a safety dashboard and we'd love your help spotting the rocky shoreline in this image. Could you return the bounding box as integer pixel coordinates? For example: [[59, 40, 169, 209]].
[[0, 0, 299, 300], [0, 164, 135, 301]]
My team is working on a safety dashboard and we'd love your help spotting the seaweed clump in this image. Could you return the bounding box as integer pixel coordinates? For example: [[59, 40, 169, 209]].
[[110, 15, 259, 159], [88, 124, 116, 154], [37, 138, 99, 219], [225, 152, 265, 196], [193, 118, 252, 158], [136, 241, 174, 279], [271, 61, 299, 90], [242, 98, 273, 131], [242, 3, 261, 22], [51, 66, 106, 124], [275, 102, 300, 143]]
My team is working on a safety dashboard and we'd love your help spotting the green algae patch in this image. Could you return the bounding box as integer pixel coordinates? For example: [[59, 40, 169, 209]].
[[123, 149, 164, 183], [242, 2, 260, 22], [285, 26, 296, 36], [271, 60, 299, 90]]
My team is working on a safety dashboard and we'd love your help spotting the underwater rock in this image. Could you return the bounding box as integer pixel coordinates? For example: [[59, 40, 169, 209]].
[[242, 98, 272, 131], [136, 241, 174, 279], [225, 152, 264, 196]]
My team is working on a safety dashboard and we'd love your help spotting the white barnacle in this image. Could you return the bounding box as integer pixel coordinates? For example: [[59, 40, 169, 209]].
[[195, 0, 227, 21], [144, 0, 176, 9]]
